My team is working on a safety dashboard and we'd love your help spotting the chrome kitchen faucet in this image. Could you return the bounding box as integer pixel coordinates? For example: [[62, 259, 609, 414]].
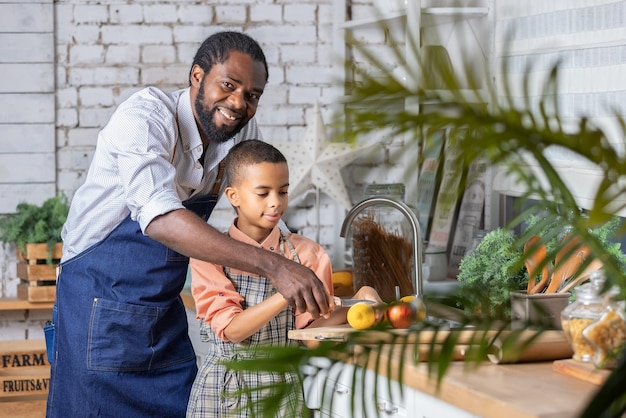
[[340, 197, 423, 298]]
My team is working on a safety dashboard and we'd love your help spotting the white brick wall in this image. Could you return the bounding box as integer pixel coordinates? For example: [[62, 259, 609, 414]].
[[0, 0, 57, 343], [49, 0, 370, 260], [0, 0, 409, 337], [52, 0, 346, 195], [0, 0, 56, 214]]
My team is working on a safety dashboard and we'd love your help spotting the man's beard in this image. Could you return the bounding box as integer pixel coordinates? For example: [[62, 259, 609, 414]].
[[195, 78, 245, 144]]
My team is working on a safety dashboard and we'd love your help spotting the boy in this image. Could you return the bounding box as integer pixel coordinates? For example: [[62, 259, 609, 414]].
[[187, 140, 380, 417]]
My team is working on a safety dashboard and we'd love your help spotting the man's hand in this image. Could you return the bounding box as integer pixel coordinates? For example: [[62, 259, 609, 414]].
[[268, 257, 333, 318], [146, 209, 333, 317]]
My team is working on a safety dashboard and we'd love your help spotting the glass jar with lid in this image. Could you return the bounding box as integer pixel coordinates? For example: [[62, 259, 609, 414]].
[[350, 183, 414, 302], [583, 285, 626, 369], [560, 271, 606, 362]]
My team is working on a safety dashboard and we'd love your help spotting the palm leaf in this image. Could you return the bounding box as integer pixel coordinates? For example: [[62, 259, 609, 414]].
[[333, 18, 626, 418], [221, 11, 626, 418]]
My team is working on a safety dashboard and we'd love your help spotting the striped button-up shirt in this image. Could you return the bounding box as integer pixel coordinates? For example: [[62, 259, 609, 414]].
[[61, 87, 262, 261]]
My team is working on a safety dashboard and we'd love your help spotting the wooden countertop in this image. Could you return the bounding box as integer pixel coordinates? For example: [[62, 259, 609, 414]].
[[370, 345, 600, 418], [289, 325, 601, 418]]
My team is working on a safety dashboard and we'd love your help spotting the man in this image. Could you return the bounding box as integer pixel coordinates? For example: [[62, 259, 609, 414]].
[[46, 31, 331, 417]]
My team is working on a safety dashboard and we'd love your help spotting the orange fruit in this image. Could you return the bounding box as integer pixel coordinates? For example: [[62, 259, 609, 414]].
[[332, 270, 354, 297], [347, 302, 377, 330], [332, 270, 353, 287]]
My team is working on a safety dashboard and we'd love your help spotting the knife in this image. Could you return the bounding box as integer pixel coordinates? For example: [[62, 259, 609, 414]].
[[333, 296, 376, 307]]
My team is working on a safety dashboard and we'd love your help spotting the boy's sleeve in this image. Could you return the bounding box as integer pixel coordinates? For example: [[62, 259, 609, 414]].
[[295, 242, 334, 329], [189, 257, 245, 341]]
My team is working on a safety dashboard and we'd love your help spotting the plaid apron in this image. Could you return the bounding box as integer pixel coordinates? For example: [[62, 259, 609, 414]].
[[187, 232, 304, 417]]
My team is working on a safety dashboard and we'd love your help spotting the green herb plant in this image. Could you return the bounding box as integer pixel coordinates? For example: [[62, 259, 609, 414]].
[[0, 195, 69, 264], [457, 228, 527, 317], [458, 216, 626, 317]]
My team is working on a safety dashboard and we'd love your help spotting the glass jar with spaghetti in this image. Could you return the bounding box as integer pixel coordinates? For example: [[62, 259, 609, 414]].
[[350, 183, 414, 302]]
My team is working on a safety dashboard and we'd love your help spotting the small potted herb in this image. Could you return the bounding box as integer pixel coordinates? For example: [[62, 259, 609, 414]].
[[0, 194, 69, 265], [456, 228, 527, 318], [457, 217, 626, 322]]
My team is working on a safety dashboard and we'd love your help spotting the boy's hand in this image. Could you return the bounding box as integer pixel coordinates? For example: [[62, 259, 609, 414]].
[[270, 259, 333, 318], [351, 286, 384, 304]]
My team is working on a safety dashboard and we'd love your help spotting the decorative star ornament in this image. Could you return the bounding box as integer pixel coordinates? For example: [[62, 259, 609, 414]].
[[269, 101, 379, 210]]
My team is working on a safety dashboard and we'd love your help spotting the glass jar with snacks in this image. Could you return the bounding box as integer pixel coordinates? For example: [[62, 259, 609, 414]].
[[583, 286, 626, 369], [560, 271, 606, 362]]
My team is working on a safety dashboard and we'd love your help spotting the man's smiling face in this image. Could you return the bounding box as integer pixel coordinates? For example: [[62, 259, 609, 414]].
[[191, 50, 266, 144]]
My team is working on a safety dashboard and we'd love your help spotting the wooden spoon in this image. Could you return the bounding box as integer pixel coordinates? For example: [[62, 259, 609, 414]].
[[557, 258, 603, 294], [530, 262, 551, 294], [524, 236, 548, 294], [545, 235, 591, 293]]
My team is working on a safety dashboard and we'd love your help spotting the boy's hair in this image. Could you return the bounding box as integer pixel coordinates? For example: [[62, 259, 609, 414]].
[[225, 140, 287, 187], [189, 31, 269, 85]]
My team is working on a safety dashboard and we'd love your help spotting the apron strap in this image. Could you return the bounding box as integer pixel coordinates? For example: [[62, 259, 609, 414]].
[[279, 231, 301, 264], [210, 161, 226, 196], [223, 230, 301, 277]]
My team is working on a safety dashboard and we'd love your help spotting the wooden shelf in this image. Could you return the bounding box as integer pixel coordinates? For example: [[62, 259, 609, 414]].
[[0, 292, 196, 312], [0, 293, 197, 312], [0, 298, 53, 311]]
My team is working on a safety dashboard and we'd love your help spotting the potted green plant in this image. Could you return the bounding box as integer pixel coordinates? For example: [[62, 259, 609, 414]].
[[456, 228, 527, 318], [0, 194, 69, 265], [457, 216, 626, 321]]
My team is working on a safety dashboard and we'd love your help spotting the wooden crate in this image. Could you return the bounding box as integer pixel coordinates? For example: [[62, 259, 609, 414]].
[[0, 340, 50, 400], [0, 371, 50, 398], [16, 243, 63, 263], [16, 243, 61, 303], [16, 263, 57, 282], [2, 396, 47, 418], [17, 284, 56, 303], [0, 340, 49, 371]]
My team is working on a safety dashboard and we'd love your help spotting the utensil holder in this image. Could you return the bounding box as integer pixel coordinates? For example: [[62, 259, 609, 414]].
[[510, 291, 570, 330]]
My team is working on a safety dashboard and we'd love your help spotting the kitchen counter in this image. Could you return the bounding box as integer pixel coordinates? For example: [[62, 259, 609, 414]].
[[290, 325, 602, 418], [369, 344, 599, 418]]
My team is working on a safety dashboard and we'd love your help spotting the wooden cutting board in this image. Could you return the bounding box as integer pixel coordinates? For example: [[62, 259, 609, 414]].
[[553, 359, 611, 385], [289, 325, 574, 363], [289, 324, 490, 344]]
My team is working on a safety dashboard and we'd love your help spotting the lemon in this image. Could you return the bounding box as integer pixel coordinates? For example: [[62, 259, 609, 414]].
[[399, 295, 416, 303], [399, 295, 427, 322], [347, 302, 377, 330]]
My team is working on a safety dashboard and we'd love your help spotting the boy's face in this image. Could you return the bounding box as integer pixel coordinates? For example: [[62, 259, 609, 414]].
[[225, 161, 289, 243]]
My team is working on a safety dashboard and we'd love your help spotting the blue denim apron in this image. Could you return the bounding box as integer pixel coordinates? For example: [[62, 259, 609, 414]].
[[46, 192, 219, 418]]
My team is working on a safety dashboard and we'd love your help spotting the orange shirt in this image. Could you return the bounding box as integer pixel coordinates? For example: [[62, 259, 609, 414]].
[[190, 221, 333, 342]]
